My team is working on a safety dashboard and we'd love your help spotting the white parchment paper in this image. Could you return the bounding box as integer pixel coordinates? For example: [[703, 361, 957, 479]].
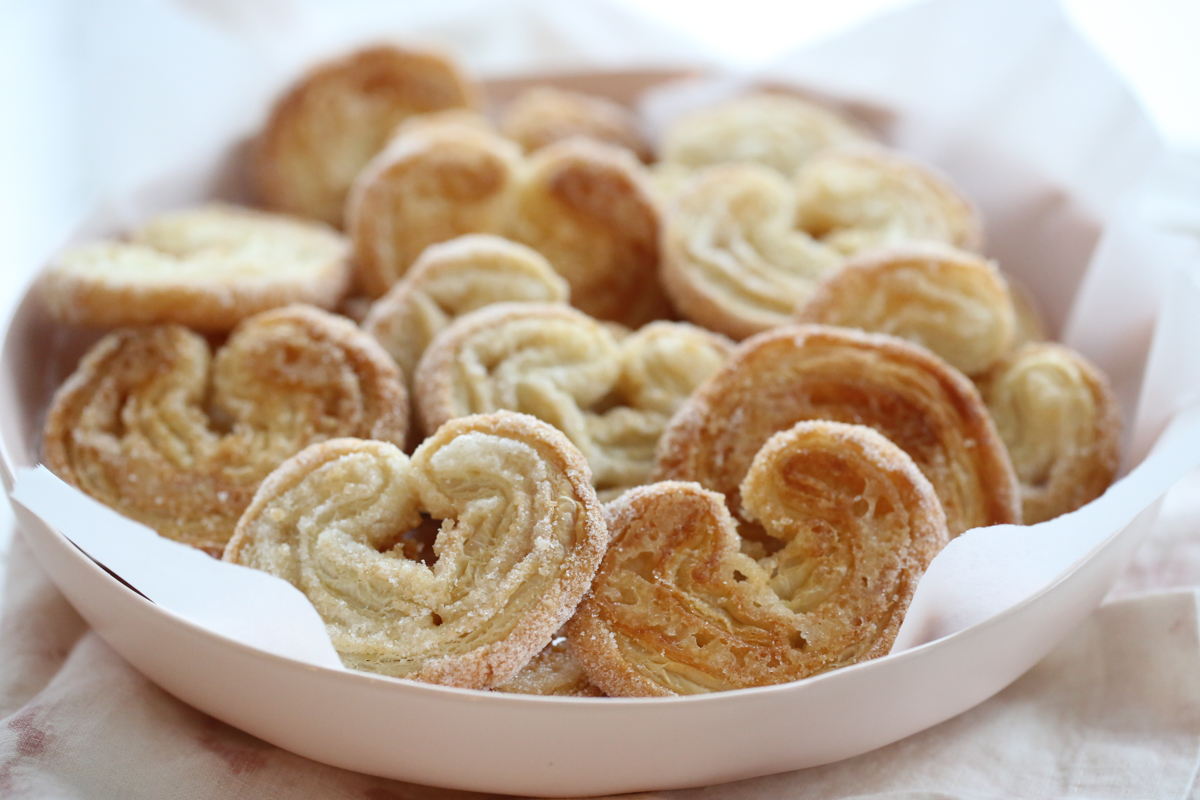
[[8, 0, 1200, 667]]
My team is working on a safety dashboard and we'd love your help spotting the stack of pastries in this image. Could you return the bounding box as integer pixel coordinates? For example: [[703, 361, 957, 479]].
[[38, 44, 1121, 697]]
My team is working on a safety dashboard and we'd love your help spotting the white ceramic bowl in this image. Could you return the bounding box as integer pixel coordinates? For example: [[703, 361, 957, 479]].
[[0, 71, 1176, 797]]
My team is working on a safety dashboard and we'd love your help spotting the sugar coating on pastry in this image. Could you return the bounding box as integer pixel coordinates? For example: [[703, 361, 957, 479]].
[[660, 93, 871, 178], [255, 44, 479, 228], [416, 303, 733, 498], [571, 423, 948, 696], [501, 86, 651, 162], [41, 204, 352, 332], [654, 324, 1021, 536], [362, 234, 569, 385], [348, 121, 669, 327], [224, 412, 607, 688], [42, 305, 408, 556], [977, 343, 1120, 524], [493, 629, 605, 697], [660, 163, 842, 340], [795, 244, 1016, 376], [793, 145, 983, 256]]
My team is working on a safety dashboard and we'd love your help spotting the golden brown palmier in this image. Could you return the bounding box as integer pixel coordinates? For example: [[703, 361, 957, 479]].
[[977, 343, 1121, 524], [501, 86, 651, 162], [659, 92, 871, 178], [416, 304, 732, 499], [348, 121, 669, 327], [571, 421, 949, 696], [362, 234, 569, 386], [654, 324, 1021, 536], [255, 45, 479, 228], [493, 630, 605, 697], [660, 163, 842, 340], [43, 305, 408, 556], [41, 204, 352, 332], [224, 412, 607, 688], [795, 245, 1016, 376], [794, 145, 983, 256]]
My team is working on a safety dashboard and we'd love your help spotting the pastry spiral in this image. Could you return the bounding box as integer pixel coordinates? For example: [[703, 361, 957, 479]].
[[42, 305, 408, 555], [416, 304, 733, 499], [501, 87, 651, 162], [255, 45, 478, 228], [977, 343, 1120, 524], [361, 234, 569, 385], [795, 245, 1016, 376], [41, 204, 352, 332], [224, 412, 607, 688], [348, 120, 668, 327], [570, 421, 949, 696], [654, 324, 1020, 536]]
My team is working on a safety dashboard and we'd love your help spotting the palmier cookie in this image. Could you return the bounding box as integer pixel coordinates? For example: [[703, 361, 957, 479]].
[[654, 324, 1021, 536], [570, 422, 949, 696], [795, 245, 1016, 376], [976, 343, 1120, 524], [361, 234, 569, 385], [41, 205, 352, 332], [416, 304, 733, 499], [659, 92, 871, 178], [493, 629, 604, 697], [501, 87, 651, 162], [347, 120, 668, 327], [255, 45, 479, 228], [43, 305, 408, 556], [224, 412, 607, 688]]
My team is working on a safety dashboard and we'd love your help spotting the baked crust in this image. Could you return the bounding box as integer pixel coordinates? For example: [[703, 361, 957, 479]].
[[795, 244, 1015, 376], [224, 412, 607, 688], [654, 324, 1021, 536], [493, 629, 605, 697], [415, 303, 732, 498], [255, 45, 479, 227], [41, 204, 351, 332], [347, 120, 669, 327], [976, 343, 1121, 523], [571, 422, 948, 695], [501, 86, 651, 161], [43, 305, 408, 555]]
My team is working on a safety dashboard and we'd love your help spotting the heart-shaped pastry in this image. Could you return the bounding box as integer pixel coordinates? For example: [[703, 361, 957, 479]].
[[43, 305, 408, 555], [224, 411, 607, 688], [795, 244, 1017, 376], [570, 420, 949, 696], [976, 343, 1120, 523], [361, 234, 569, 386], [415, 303, 733, 499], [41, 204, 352, 332], [661, 146, 982, 340], [655, 324, 1021, 536], [501, 86, 651, 162], [347, 118, 668, 327], [254, 45, 479, 228]]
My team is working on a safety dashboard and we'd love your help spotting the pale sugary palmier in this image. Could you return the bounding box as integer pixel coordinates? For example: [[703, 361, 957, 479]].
[[493, 630, 604, 697], [255, 45, 479, 228], [501, 86, 651, 162], [660, 92, 871, 178], [794, 145, 983, 256], [660, 163, 842, 340], [41, 204, 352, 332], [362, 234, 569, 385], [571, 422, 949, 696], [43, 305, 408, 556], [654, 324, 1021, 536], [795, 245, 1016, 376], [224, 412, 607, 688], [416, 304, 732, 499], [977, 343, 1120, 524], [348, 121, 669, 327]]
